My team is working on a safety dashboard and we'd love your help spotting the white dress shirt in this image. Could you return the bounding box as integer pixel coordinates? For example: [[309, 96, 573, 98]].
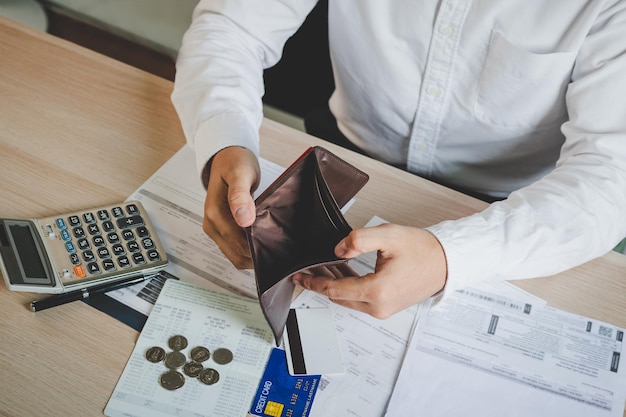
[[172, 0, 626, 293]]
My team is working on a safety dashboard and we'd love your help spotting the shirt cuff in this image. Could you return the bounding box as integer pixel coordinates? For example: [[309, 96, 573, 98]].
[[191, 111, 260, 181], [426, 213, 501, 299]]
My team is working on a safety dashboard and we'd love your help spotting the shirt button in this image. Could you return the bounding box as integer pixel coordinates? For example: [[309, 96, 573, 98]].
[[427, 86, 441, 97], [440, 25, 454, 37], [413, 141, 428, 152]]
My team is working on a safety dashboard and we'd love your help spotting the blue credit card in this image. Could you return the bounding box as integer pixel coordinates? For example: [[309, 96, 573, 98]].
[[249, 348, 321, 417]]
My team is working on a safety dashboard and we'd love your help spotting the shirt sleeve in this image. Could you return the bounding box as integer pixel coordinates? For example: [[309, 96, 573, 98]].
[[171, 0, 318, 174], [427, 4, 626, 295]]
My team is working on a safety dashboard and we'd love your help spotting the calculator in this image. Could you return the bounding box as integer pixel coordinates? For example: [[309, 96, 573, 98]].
[[0, 201, 168, 294]]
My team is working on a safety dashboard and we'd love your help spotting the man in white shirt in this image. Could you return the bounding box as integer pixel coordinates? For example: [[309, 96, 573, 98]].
[[171, 0, 626, 318]]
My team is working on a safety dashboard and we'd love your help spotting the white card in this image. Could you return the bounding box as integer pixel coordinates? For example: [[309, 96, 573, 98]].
[[283, 307, 345, 376]]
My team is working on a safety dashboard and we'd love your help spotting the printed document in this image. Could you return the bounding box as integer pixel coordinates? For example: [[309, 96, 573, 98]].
[[386, 288, 626, 416]]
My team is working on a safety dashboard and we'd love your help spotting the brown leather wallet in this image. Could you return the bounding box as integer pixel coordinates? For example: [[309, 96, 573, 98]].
[[245, 146, 369, 345]]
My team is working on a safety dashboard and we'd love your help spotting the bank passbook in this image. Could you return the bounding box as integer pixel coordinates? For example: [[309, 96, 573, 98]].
[[0, 201, 168, 294]]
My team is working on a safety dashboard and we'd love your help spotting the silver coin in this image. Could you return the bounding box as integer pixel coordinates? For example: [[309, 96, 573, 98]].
[[168, 335, 188, 351], [164, 351, 187, 369], [189, 346, 211, 362], [159, 370, 185, 391], [183, 361, 204, 378], [198, 368, 220, 385], [145, 346, 166, 363], [212, 348, 233, 365]]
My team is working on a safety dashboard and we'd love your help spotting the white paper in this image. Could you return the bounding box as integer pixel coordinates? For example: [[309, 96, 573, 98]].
[[386, 288, 626, 417], [105, 279, 273, 417]]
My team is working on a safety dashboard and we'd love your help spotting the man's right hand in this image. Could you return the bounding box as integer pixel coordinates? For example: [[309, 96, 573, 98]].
[[203, 146, 260, 269]]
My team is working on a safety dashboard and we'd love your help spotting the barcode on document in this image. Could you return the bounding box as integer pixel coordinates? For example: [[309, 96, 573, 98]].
[[458, 290, 522, 311]]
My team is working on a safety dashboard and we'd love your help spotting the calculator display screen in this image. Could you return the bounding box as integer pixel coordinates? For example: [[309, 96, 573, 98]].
[[3, 220, 53, 286]]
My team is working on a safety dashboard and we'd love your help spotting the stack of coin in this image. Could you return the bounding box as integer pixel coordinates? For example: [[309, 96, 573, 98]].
[[144, 335, 234, 391]]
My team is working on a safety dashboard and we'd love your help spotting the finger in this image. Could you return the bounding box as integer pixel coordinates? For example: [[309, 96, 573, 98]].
[[204, 180, 252, 268], [294, 272, 372, 303], [203, 214, 253, 269], [336, 224, 396, 259], [293, 272, 396, 318], [208, 146, 260, 228], [202, 147, 259, 268]]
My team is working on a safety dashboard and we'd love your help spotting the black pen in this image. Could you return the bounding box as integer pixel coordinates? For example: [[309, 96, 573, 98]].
[[30, 274, 153, 312]]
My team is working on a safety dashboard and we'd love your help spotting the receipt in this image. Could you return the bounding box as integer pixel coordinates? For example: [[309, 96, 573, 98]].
[[387, 288, 626, 416]]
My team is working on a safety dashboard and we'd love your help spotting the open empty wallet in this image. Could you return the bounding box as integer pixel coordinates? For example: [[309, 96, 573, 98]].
[[245, 146, 369, 345]]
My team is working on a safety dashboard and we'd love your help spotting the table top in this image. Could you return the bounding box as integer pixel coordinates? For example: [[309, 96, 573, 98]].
[[1, 16, 625, 417]]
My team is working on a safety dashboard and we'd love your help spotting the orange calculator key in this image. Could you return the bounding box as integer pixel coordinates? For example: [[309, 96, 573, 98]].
[[74, 265, 86, 278]]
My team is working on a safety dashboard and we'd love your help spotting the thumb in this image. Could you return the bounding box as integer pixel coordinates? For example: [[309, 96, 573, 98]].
[[212, 146, 260, 228], [228, 184, 256, 227]]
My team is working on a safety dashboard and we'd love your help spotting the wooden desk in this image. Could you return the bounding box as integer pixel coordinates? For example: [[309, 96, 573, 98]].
[[1, 16, 625, 417]]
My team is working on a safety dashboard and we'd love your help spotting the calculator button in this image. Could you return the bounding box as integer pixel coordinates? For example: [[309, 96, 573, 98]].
[[77, 238, 90, 250], [65, 242, 76, 253], [147, 250, 161, 262], [56, 218, 67, 230], [74, 265, 86, 278], [136, 226, 149, 238], [68, 215, 81, 227], [126, 204, 139, 215], [97, 209, 110, 221], [92, 236, 106, 247], [112, 207, 124, 218], [87, 224, 101, 236], [127, 241, 140, 253], [62, 269, 71, 280], [83, 212, 96, 224], [116, 215, 144, 229], [82, 250, 95, 262], [107, 232, 120, 244], [141, 238, 155, 249], [97, 247, 111, 259], [69, 253, 80, 265], [132, 253, 146, 265], [111, 244, 125, 256], [102, 221, 115, 233], [118, 256, 131, 268], [87, 262, 101, 274], [122, 230, 135, 241], [60, 229, 71, 241], [72, 227, 85, 239], [102, 259, 116, 271]]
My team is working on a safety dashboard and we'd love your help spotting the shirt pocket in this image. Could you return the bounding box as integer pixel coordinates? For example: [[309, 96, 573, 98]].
[[473, 30, 576, 128]]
